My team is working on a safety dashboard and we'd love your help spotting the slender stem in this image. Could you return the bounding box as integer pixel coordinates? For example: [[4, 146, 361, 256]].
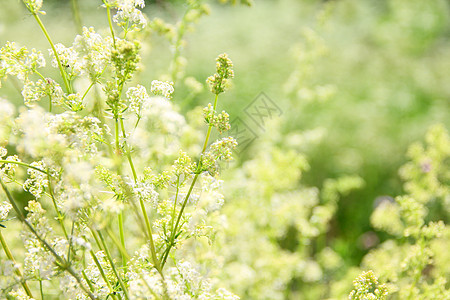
[[160, 177, 180, 263], [46, 171, 68, 239], [81, 81, 95, 102], [0, 231, 33, 298], [105, 227, 130, 261], [71, 0, 83, 35], [114, 117, 121, 155], [161, 173, 199, 268], [120, 118, 137, 181], [34, 70, 47, 82], [140, 198, 163, 277], [96, 230, 130, 300], [104, 2, 116, 48], [201, 94, 219, 152], [34, 70, 52, 112], [118, 212, 127, 270], [105, 227, 161, 299], [31, 13, 71, 93], [118, 117, 162, 277], [0, 160, 51, 176], [81, 270, 96, 294], [161, 93, 219, 268], [39, 278, 44, 299], [89, 249, 117, 300], [0, 178, 96, 300], [67, 221, 75, 263], [169, 7, 190, 82], [113, 116, 128, 273], [169, 177, 180, 233]]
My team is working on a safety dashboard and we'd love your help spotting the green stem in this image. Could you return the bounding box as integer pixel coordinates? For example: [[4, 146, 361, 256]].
[[118, 212, 127, 270], [71, 0, 83, 35], [104, 229, 161, 299], [169, 7, 190, 83], [161, 173, 199, 268], [140, 198, 163, 277], [81, 81, 95, 102], [96, 230, 130, 300], [81, 270, 96, 294], [34, 70, 53, 112], [113, 116, 128, 273], [0, 160, 51, 176], [89, 249, 118, 300], [161, 93, 219, 268], [31, 13, 71, 93], [0, 178, 96, 300], [39, 278, 44, 299], [114, 117, 121, 155], [46, 171, 68, 239], [0, 231, 34, 298], [120, 118, 137, 181], [67, 221, 75, 263], [160, 177, 180, 263], [105, 227, 130, 261], [201, 93, 219, 152], [118, 117, 162, 278], [104, 2, 116, 48]]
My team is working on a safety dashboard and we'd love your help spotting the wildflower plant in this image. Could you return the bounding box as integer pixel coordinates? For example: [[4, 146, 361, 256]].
[[360, 125, 450, 299], [0, 0, 238, 298]]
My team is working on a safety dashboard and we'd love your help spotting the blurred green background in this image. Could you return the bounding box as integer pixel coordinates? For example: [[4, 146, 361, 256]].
[[1, 0, 449, 267]]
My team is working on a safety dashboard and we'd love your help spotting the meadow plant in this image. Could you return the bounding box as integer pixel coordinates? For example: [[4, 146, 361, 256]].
[[0, 0, 238, 299], [0, 0, 449, 299]]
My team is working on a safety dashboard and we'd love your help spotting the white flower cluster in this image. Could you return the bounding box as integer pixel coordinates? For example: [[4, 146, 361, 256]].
[[131, 179, 159, 208], [151, 80, 174, 99], [209, 137, 238, 161], [136, 96, 186, 138], [203, 103, 231, 133], [46, 112, 103, 155], [15, 108, 103, 165], [50, 43, 84, 77], [349, 270, 388, 300], [198, 174, 225, 212], [49, 26, 112, 82], [126, 84, 150, 115], [0, 147, 21, 179], [23, 161, 48, 198], [21, 78, 64, 107], [126, 257, 239, 299], [0, 5, 243, 298], [111, 0, 147, 31], [73, 27, 113, 79], [0, 42, 45, 84], [0, 201, 12, 221], [200, 137, 237, 176]]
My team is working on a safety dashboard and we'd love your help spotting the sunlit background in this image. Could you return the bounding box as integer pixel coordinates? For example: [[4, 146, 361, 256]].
[[1, 0, 449, 298]]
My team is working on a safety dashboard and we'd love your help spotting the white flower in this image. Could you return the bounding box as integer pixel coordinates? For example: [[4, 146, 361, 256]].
[[0, 147, 7, 159], [112, 0, 147, 31], [23, 161, 48, 198], [49, 43, 85, 77], [21, 79, 47, 106], [73, 27, 113, 78], [0, 201, 12, 221], [126, 84, 149, 115], [131, 180, 159, 207], [151, 80, 174, 99]]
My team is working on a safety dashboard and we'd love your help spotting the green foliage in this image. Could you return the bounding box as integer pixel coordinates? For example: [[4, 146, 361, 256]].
[[0, 0, 448, 299]]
